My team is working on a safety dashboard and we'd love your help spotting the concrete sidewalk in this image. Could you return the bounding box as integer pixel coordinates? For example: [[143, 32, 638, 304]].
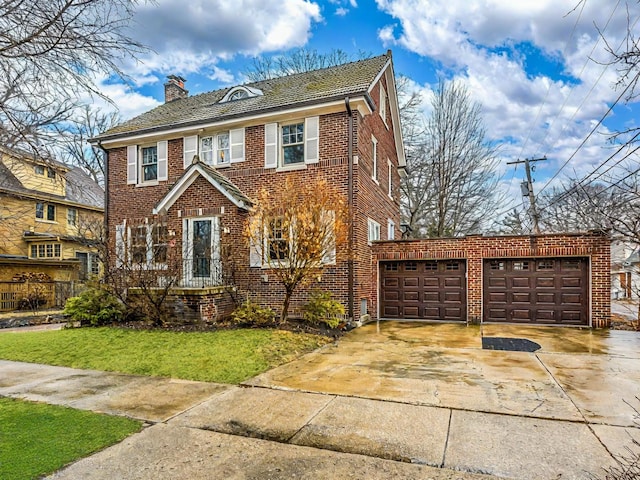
[[2, 322, 640, 479]]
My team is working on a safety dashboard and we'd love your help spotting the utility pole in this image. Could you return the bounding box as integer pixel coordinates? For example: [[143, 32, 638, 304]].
[[507, 156, 547, 234]]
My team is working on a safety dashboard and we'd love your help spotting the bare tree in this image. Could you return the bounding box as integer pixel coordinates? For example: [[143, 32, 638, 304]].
[[244, 48, 368, 81], [0, 0, 146, 153], [61, 106, 120, 186], [245, 177, 348, 323], [401, 79, 503, 237]]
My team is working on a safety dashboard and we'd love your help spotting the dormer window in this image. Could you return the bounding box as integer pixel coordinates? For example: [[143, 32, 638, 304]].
[[229, 89, 249, 101], [220, 86, 263, 103]]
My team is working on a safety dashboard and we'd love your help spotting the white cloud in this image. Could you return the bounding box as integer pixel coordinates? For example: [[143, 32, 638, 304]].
[[335, 7, 348, 16], [129, 0, 322, 78], [376, 0, 640, 191]]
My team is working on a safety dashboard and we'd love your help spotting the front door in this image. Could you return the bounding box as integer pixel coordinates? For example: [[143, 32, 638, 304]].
[[183, 217, 220, 287]]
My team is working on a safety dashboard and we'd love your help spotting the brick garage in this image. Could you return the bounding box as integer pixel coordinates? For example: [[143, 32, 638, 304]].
[[371, 232, 611, 328]]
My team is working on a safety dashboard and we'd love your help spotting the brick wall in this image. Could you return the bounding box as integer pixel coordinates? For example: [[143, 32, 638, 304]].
[[371, 232, 611, 328], [105, 74, 403, 320]]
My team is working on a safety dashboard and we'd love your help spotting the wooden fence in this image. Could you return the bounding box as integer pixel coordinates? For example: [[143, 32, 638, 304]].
[[0, 281, 83, 312]]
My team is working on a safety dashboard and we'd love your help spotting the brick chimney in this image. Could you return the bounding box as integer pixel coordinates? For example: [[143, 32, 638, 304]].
[[164, 75, 188, 102]]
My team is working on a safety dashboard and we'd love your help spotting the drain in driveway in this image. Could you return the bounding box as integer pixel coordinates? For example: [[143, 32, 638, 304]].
[[482, 337, 541, 352]]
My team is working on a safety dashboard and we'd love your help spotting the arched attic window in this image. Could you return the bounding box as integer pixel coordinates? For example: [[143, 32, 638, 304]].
[[220, 86, 263, 103]]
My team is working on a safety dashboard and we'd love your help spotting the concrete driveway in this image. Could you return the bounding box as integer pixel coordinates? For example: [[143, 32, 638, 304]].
[[3, 322, 640, 479]]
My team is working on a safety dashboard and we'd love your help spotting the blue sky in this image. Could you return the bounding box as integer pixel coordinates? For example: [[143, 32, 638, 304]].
[[96, 0, 640, 212]]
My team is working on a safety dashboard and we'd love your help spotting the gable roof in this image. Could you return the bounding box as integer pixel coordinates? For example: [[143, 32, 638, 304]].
[[153, 161, 252, 214], [93, 53, 392, 142], [0, 153, 104, 210]]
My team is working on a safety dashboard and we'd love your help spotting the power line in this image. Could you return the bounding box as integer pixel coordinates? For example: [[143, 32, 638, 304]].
[[534, 2, 622, 159], [536, 79, 636, 197]]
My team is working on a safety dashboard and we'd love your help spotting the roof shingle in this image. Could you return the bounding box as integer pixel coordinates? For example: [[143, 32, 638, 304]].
[[96, 53, 391, 141]]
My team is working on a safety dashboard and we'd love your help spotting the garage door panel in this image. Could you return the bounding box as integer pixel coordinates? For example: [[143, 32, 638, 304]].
[[537, 292, 555, 303], [488, 292, 506, 303], [512, 277, 531, 288], [380, 260, 466, 321], [536, 277, 555, 288], [403, 306, 420, 317], [444, 277, 462, 288], [483, 257, 588, 326], [404, 277, 419, 287], [423, 292, 439, 302], [561, 293, 582, 304], [444, 308, 462, 319], [536, 310, 555, 321], [383, 277, 399, 287], [383, 290, 399, 301], [444, 292, 462, 302], [383, 306, 400, 317], [561, 278, 582, 288], [403, 291, 419, 302], [423, 277, 439, 287], [512, 292, 530, 303], [488, 277, 507, 287]]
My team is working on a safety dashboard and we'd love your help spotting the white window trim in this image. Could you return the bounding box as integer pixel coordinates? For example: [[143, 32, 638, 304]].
[[380, 83, 388, 129], [264, 116, 319, 170], [371, 135, 378, 183], [368, 218, 380, 245], [387, 219, 395, 240], [126, 223, 168, 270], [250, 211, 336, 268], [387, 159, 393, 199], [128, 141, 167, 186]]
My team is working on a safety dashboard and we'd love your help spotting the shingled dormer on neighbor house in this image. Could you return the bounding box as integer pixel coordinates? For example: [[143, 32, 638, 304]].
[[91, 51, 405, 322]]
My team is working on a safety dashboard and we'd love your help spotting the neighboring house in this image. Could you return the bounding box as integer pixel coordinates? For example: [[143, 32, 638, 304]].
[[92, 52, 404, 322], [611, 240, 640, 300], [0, 146, 104, 284]]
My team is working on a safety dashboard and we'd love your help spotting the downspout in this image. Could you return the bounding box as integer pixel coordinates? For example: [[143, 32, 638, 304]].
[[345, 97, 354, 321], [96, 141, 109, 259]]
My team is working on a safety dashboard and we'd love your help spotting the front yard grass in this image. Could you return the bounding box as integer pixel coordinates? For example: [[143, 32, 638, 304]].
[[0, 397, 141, 480], [0, 327, 331, 384]]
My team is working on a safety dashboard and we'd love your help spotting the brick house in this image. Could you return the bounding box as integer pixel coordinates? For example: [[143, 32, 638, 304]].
[[92, 52, 404, 322]]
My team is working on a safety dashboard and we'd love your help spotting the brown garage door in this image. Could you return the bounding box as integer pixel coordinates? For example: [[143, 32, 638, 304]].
[[483, 258, 589, 325], [380, 260, 466, 321]]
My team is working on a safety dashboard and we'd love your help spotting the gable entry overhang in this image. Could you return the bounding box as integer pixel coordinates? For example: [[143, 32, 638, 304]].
[[153, 162, 251, 215]]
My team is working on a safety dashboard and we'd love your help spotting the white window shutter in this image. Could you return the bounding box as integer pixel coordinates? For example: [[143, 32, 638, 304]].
[[264, 123, 278, 169], [249, 221, 263, 267], [322, 210, 336, 265], [115, 223, 126, 267], [230, 128, 245, 163], [183, 135, 198, 168], [305, 116, 319, 164], [127, 146, 137, 185], [157, 140, 168, 181]]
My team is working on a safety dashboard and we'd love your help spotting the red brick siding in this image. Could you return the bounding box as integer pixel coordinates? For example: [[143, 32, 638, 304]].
[[106, 86, 402, 320], [371, 232, 611, 328]]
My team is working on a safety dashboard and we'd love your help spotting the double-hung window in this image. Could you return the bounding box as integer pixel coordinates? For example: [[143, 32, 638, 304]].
[[36, 202, 55, 221], [141, 146, 158, 182], [387, 219, 395, 240], [67, 208, 77, 227], [264, 117, 319, 169], [183, 129, 244, 169], [371, 136, 378, 182], [281, 123, 305, 165], [267, 218, 289, 261], [127, 141, 168, 185], [368, 218, 380, 244], [201, 132, 230, 166]]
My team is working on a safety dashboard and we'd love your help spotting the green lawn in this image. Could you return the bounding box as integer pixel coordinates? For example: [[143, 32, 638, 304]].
[[0, 397, 141, 480], [0, 327, 331, 384]]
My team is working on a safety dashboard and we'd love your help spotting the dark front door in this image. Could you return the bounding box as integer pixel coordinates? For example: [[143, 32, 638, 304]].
[[483, 258, 589, 325], [380, 260, 467, 321]]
